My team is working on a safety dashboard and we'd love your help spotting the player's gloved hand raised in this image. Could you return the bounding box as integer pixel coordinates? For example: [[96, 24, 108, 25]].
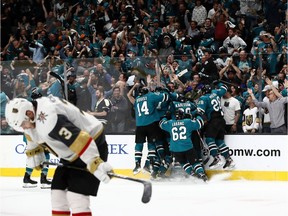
[[92, 157, 113, 183]]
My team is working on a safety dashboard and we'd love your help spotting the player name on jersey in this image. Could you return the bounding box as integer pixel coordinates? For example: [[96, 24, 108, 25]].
[[136, 96, 147, 102], [172, 121, 185, 126], [174, 102, 192, 108]]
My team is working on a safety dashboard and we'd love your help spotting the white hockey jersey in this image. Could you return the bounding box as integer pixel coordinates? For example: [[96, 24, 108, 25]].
[[24, 95, 104, 167], [222, 35, 247, 54], [242, 107, 260, 132]]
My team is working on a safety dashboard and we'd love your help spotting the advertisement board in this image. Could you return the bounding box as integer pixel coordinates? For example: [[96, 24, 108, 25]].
[[0, 135, 287, 180]]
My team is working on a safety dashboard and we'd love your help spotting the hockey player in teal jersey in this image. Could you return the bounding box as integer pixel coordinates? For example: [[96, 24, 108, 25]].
[[22, 134, 52, 188], [168, 94, 198, 118], [127, 83, 169, 176], [196, 83, 235, 170], [153, 87, 176, 177], [168, 94, 204, 165], [159, 109, 208, 182]]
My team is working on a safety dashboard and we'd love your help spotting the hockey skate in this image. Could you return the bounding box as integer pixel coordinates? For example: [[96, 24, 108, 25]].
[[143, 160, 152, 174], [209, 155, 223, 169], [223, 157, 236, 170], [150, 170, 162, 181], [203, 156, 210, 165], [40, 173, 52, 189], [23, 172, 37, 188], [197, 173, 208, 182], [143, 165, 152, 173], [190, 170, 197, 178], [133, 162, 141, 175]]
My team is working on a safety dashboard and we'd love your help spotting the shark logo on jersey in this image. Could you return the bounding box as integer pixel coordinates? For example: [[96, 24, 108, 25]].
[[37, 111, 48, 123]]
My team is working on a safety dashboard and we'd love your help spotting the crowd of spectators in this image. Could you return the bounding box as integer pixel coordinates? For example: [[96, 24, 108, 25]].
[[0, 0, 287, 135]]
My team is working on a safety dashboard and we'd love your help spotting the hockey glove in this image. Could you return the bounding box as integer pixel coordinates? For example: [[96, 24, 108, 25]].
[[26, 146, 46, 170], [91, 157, 113, 183]]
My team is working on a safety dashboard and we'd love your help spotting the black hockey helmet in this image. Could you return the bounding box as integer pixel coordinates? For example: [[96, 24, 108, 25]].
[[177, 94, 186, 103], [31, 87, 42, 100], [138, 85, 149, 96], [175, 109, 185, 120], [197, 83, 212, 95]]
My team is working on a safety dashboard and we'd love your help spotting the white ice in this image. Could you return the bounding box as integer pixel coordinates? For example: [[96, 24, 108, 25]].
[[1, 176, 288, 216]]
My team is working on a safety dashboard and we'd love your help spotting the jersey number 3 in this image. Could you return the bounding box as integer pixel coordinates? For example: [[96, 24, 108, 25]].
[[59, 127, 73, 140]]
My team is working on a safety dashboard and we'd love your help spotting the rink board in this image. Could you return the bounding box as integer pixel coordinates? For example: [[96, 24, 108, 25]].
[[0, 135, 287, 181]]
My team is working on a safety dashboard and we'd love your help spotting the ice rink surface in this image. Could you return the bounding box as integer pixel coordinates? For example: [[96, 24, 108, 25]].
[[1, 175, 288, 216]]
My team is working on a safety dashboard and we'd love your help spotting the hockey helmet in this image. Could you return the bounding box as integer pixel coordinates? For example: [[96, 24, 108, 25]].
[[138, 85, 149, 96], [5, 98, 34, 132], [175, 109, 185, 120], [31, 87, 43, 100], [185, 92, 194, 102], [197, 84, 212, 95], [177, 94, 186, 103]]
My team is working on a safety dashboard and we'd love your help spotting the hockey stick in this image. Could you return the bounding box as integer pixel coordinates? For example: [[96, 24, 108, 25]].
[[196, 130, 210, 165], [43, 161, 152, 203]]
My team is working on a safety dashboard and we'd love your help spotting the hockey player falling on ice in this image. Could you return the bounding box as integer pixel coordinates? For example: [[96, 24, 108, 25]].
[[159, 109, 208, 182], [5, 96, 113, 216], [196, 82, 235, 170]]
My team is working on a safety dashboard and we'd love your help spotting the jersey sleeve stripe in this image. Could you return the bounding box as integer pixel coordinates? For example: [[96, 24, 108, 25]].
[[163, 94, 169, 102], [159, 120, 165, 128], [69, 131, 93, 156], [220, 85, 227, 91], [197, 107, 205, 114], [78, 137, 93, 157], [196, 118, 204, 128]]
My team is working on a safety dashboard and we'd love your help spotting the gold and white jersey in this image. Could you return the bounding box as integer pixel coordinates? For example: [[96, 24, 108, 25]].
[[242, 107, 260, 132], [24, 95, 104, 164]]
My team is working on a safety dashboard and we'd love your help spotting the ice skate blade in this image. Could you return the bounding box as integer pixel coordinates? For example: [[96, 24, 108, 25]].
[[209, 162, 224, 169], [23, 184, 37, 188], [223, 164, 236, 171], [133, 169, 141, 175], [142, 167, 152, 174], [150, 176, 165, 181], [40, 184, 51, 189]]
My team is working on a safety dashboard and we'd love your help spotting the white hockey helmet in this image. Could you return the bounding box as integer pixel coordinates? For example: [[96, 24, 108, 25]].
[[5, 98, 34, 132]]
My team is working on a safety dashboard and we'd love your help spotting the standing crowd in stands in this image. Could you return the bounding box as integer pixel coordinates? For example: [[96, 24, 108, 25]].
[[1, 0, 288, 135]]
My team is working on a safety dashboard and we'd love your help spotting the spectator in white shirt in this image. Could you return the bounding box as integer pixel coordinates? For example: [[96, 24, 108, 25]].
[[222, 28, 247, 55], [242, 95, 260, 133], [207, 2, 219, 20], [221, 87, 241, 133], [191, 0, 207, 27]]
